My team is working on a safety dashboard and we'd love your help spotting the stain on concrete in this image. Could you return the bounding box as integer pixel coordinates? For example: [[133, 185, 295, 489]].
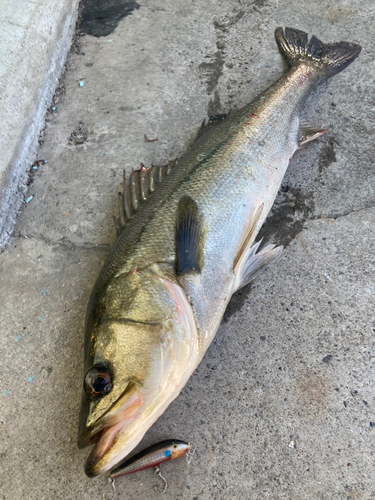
[[318, 137, 337, 173], [68, 122, 88, 145], [294, 371, 331, 421], [257, 186, 316, 248], [213, 11, 245, 32], [199, 51, 225, 95], [325, 7, 351, 24], [347, 489, 358, 499], [200, 12, 245, 95], [79, 0, 140, 37], [207, 90, 222, 117], [252, 0, 269, 7]]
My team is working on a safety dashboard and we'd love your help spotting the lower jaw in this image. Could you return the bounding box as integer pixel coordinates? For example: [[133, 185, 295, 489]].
[[84, 398, 144, 477], [85, 418, 126, 477]]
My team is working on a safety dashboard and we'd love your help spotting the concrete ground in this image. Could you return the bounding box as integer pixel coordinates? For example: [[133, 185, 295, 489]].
[[0, 0, 78, 248], [1, 1, 374, 499]]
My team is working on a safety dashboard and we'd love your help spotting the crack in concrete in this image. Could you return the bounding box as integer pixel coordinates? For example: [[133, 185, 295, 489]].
[[13, 232, 110, 252], [310, 202, 375, 222]]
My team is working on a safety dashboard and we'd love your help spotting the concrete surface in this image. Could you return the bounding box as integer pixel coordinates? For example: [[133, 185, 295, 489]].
[[0, 0, 79, 249], [1, 1, 374, 499]]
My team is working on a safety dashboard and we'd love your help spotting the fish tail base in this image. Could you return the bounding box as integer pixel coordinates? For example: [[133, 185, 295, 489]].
[[275, 27, 361, 77]]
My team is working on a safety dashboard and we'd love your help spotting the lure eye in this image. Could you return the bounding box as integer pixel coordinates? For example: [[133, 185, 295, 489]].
[[84, 363, 112, 398]]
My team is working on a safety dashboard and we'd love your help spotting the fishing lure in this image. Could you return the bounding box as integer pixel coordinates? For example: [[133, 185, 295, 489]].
[[103, 440, 194, 499]]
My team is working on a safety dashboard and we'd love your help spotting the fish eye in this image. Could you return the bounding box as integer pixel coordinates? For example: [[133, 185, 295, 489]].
[[172, 444, 178, 449], [84, 363, 112, 398]]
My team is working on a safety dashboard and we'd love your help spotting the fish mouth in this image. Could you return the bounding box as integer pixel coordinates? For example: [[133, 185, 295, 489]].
[[82, 387, 145, 477], [85, 418, 133, 477]]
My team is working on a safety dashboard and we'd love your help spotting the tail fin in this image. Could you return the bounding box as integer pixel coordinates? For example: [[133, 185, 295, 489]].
[[275, 27, 361, 77]]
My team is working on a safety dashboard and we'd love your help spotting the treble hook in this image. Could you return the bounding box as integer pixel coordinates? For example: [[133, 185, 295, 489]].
[[102, 477, 117, 500], [154, 466, 168, 495], [186, 442, 196, 465]]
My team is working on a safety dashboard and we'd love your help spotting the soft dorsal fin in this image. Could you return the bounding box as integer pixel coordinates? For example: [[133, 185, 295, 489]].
[[193, 113, 228, 143], [176, 196, 205, 274], [113, 159, 178, 235]]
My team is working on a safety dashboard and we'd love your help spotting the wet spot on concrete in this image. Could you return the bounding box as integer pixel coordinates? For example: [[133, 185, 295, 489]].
[[199, 51, 225, 94], [207, 90, 222, 117], [322, 354, 333, 363], [213, 11, 245, 32], [318, 137, 337, 173], [79, 0, 140, 38], [201, 12, 246, 96], [257, 187, 315, 248]]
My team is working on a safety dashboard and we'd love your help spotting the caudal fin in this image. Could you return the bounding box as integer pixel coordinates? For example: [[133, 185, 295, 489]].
[[275, 27, 361, 77]]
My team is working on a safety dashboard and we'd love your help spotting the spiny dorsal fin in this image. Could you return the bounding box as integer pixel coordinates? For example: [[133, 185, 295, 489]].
[[114, 159, 179, 235], [176, 196, 205, 274]]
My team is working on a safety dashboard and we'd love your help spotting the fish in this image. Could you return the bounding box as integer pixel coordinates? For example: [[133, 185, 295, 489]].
[[77, 27, 361, 477], [109, 439, 190, 479]]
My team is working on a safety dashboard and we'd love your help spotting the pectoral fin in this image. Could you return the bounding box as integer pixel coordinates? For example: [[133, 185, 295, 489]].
[[233, 240, 283, 292], [176, 196, 205, 274]]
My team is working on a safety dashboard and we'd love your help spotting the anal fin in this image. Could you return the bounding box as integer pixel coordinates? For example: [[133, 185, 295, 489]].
[[233, 241, 283, 292], [176, 196, 205, 274], [298, 121, 328, 147]]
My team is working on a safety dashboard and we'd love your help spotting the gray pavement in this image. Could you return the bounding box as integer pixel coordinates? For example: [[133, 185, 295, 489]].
[[0, 0, 78, 249], [1, 1, 374, 499]]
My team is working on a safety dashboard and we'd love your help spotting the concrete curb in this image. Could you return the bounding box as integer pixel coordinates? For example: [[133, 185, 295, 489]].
[[0, 0, 79, 249]]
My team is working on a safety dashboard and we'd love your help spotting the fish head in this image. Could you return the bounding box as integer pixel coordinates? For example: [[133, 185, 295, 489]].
[[77, 265, 198, 477]]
